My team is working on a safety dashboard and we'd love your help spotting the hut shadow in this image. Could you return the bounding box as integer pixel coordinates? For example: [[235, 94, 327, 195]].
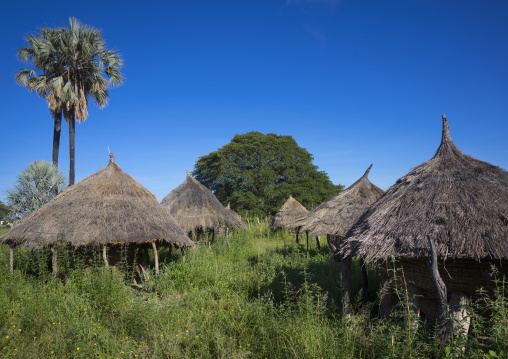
[[246, 245, 386, 315]]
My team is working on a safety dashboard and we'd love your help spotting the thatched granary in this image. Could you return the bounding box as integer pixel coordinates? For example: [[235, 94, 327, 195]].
[[0, 154, 194, 275], [161, 170, 245, 239], [292, 165, 384, 239], [336, 116, 508, 324], [271, 195, 309, 232]]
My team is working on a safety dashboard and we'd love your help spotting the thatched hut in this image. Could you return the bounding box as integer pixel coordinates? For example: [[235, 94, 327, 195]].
[[337, 116, 508, 329], [0, 154, 194, 276], [292, 164, 383, 244], [271, 195, 309, 232], [161, 170, 245, 242]]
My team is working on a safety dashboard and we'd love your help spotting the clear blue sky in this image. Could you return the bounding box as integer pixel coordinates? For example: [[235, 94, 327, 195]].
[[1, 0, 507, 204]]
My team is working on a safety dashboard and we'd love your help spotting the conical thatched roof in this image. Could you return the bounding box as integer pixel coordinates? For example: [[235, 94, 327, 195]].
[[271, 195, 309, 231], [337, 116, 508, 262], [292, 165, 384, 237], [161, 170, 245, 233], [225, 203, 247, 230], [0, 154, 194, 249]]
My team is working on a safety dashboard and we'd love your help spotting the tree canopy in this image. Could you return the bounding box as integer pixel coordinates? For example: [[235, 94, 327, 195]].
[[193, 132, 343, 217], [6, 160, 67, 220]]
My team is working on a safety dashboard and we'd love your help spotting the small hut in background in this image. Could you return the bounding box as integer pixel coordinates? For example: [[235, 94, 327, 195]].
[[161, 170, 245, 244], [0, 154, 194, 278], [337, 116, 508, 334], [271, 195, 309, 233], [291, 165, 384, 298]]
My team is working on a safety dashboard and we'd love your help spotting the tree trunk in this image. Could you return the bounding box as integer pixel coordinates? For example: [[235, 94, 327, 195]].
[[52, 109, 62, 167], [69, 116, 76, 186]]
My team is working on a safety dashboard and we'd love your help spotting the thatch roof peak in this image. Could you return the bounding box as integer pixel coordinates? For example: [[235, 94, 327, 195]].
[[1, 157, 194, 249], [291, 165, 384, 237], [362, 164, 373, 178], [109, 152, 115, 163], [337, 116, 508, 262], [186, 169, 191, 177], [434, 114, 462, 159]]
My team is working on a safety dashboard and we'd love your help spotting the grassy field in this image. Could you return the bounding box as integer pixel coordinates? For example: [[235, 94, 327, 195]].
[[0, 224, 507, 358]]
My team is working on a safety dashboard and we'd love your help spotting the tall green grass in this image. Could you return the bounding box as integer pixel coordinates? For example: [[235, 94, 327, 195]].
[[0, 224, 506, 358]]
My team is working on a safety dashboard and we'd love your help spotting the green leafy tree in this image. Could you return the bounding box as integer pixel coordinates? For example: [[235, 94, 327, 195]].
[[16, 17, 124, 184], [0, 201, 11, 222], [6, 160, 67, 220], [193, 132, 343, 217]]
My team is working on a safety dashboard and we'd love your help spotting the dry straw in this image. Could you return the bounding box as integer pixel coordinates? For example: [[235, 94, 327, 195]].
[[161, 170, 246, 234], [271, 195, 309, 231], [291, 165, 384, 237]]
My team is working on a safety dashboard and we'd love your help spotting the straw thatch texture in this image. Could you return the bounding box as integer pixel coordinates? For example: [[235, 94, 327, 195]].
[[161, 171, 245, 234], [225, 203, 247, 230], [337, 116, 508, 263], [291, 165, 384, 237], [271, 195, 309, 231], [0, 155, 194, 249]]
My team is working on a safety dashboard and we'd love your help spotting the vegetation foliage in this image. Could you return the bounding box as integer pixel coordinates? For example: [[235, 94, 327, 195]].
[[6, 160, 66, 220], [193, 132, 343, 217], [16, 17, 124, 183], [1, 222, 506, 358]]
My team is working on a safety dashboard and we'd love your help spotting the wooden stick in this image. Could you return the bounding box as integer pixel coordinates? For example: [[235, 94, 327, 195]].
[[360, 258, 368, 295], [343, 256, 352, 317], [315, 235, 321, 250], [9, 246, 13, 274], [181, 247, 185, 262], [51, 247, 58, 277], [103, 245, 109, 267], [426, 235, 448, 337], [152, 242, 159, 276], [306, 231, 309, 252]]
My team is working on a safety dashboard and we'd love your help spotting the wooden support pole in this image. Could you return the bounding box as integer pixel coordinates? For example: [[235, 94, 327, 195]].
[[51, 247, 58, 277], [360, 258, 368, 296], [379, 277, 396, 319], [449, 291, 470, 350], [408, 284, 422, 332], [206, 231, 210, 248], [306, 231, 309, 252], [152, 242, 159, 276], [426, 235, 448, 337], [296, 227, 301, 244], [343, 256, 352, 317], [9, 245, 13, 274], [103, 245, 109, 268], [315, 235, 321, 250], [181, 247, 186, 262], [225, 227, 230, 248]]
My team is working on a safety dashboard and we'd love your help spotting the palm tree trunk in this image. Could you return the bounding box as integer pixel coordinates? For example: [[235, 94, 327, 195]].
[[69, 116, 75, 186], [52, 109, 62, 167]]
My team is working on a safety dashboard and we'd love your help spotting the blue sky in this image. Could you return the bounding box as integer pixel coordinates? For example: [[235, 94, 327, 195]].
[[1, 0, 507, 204]]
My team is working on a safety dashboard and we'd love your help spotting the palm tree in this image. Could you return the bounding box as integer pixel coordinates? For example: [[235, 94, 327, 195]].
[[16, 18, 124, 185]]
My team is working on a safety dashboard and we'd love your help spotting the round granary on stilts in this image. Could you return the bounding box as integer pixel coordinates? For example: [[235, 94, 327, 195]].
[[0, 154, 194, 276], [336, 116, 508, 323], [161, 170, 246, 243]]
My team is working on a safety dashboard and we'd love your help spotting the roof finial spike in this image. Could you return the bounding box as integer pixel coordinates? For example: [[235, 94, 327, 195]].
[[434, 114, 462, 158], [441, 114, 452, 144], [186, 169, 191, 177], [109, 152, 115, 163], [363, 164, 373, 178]]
